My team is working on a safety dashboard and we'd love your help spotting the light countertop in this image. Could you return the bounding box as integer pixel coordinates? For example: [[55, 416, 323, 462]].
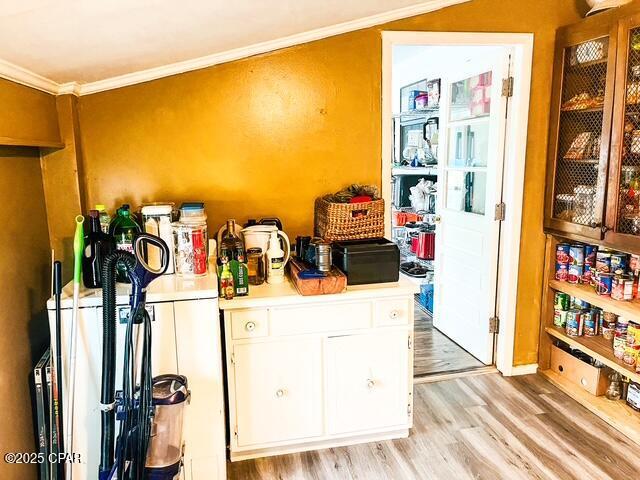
[[218, 275, 419, 310], [47, 271, 218, 310]]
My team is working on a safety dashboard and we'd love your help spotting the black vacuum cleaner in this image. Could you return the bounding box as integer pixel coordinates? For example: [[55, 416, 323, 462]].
[[99, 233, 189, 480]]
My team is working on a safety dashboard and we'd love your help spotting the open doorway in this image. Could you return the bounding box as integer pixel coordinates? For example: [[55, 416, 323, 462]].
[[382, 32, 533, 378]]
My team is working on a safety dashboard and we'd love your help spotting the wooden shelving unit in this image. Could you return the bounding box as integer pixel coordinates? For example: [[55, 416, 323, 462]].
[[539, 369, 640, 445]]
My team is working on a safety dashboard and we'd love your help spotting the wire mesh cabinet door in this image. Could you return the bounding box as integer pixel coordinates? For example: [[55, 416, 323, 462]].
[[606, 13, 640, 252], [544, 20, 618, 240]]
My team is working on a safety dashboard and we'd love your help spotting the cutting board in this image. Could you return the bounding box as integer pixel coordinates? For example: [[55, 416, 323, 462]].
[[288, 257, 347, 296]]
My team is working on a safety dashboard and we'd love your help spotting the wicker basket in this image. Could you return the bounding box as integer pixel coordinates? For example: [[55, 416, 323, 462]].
[[314, 196, 385, 241]]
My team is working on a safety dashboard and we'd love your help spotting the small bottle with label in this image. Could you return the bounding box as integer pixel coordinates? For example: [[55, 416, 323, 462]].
[[220, 261, 235, 300], [266, 231, 285, 284], [109, 204, 141, 283]]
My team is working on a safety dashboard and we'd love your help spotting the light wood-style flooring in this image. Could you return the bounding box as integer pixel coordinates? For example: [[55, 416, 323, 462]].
[[413, 303, 484, 376], [227, 373, 640, 480]]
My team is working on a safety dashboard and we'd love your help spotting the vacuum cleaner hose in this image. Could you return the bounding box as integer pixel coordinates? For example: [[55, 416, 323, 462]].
[[99, 251, 136, 478]]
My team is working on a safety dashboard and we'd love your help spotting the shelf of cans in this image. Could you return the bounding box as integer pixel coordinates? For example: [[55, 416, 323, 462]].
[[552, 241, 640, 379]]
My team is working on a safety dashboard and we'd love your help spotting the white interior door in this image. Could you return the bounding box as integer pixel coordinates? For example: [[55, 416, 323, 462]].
[[433, 49, 511, 365]]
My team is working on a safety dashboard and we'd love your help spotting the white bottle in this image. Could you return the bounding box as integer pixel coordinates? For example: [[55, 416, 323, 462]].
[[266, 231, 286, 284]]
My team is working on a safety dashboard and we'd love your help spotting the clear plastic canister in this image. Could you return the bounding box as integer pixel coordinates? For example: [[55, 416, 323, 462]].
[[172, 205, 208, 277], [145, 375, 190, 471], [141, 203, 175, 274]]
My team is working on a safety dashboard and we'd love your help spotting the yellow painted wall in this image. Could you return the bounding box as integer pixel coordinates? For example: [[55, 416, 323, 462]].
[[77, 0, 585, 365], [0, 78, 60, 146], [0, 146, 51, 480]]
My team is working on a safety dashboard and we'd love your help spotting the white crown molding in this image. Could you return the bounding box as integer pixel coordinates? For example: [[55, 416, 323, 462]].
[[0, 57, 59, 94], [0, 0, 469, 96], [57, 82, 82, 96]]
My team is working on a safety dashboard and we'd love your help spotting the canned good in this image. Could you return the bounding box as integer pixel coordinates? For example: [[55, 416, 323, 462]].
[[583, 311, 598, 336], [596, 251, 612, 274], [566, 310, 583, 337], [556, 243, 571, 264], [569, 244, 584, 265], [585, 244, 597, 267], [554, 292, 571, 310], [568, 264, 583, 284], [623, 345, 639, 367], [602, 319, 617, 341], [596, 273, 613, 296], [624, 278, 634, 300], [611, 275, 626, 301], [581, 264, 594, 284], [616, 317, 630, 336], [614, 335, 627, 360], [611, 253, 628, 276], [554, 309, 568, 328], [555, 263, 569, 281], [572, 298, 590, 310], [630, 254, 640, 276], [628, 322, 640, 347]]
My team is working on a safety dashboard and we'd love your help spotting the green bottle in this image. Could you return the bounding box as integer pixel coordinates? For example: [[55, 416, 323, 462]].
[[109, 204, 141, 283]]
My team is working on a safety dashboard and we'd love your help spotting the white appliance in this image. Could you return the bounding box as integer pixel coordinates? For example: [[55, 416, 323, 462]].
[[241, 225, 291, 264], [46, 273, 225, 480]]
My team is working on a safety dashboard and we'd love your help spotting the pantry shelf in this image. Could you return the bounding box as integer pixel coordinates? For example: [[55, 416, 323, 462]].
[[549, 279, 640, 322], [539, 369, 640, 445], [545, 325, 640, 383]]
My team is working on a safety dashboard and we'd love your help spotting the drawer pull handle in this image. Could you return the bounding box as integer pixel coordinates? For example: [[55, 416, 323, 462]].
[[367, 379, 375, 389], [389, 310, 399, 319], [276, 389, 285, 398], [245, 321, 256, 332]]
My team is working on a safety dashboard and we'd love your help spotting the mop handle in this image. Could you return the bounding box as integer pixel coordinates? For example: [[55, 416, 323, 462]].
[[66, 215, 84, 480]]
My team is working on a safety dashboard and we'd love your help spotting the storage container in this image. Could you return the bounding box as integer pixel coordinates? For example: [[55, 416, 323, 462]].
[[332, 238, 399, 285], [550, 345, 608, 396], [314, 197, 384, 241]]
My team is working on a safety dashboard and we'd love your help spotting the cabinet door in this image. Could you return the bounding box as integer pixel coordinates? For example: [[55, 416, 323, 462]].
[[174, 299, 226, 480], [544, 20, 618, 239], [606, 13, 640, 251], [326, 331, 410, 435], [233, 338, 323, 447]]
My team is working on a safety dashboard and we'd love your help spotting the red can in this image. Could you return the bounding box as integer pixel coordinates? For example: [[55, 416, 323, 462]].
[[191, 228, 207, 275], [416, 231, 435, 260]]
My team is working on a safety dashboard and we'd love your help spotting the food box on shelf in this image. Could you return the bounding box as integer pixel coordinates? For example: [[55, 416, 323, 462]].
[[550, 344, 608, 396]]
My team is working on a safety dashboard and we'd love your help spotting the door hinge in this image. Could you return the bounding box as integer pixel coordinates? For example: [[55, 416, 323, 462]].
[[230, 353, 235, 365], [489, 316, 500, 334], [502, 76, 514, 97], [408, 335, 413, 350], [234, 425, 238, 437], [407, 403, 412, 416], [494, 202, 506, 221]]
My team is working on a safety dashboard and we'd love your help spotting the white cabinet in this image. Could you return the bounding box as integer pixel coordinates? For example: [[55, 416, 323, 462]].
[[233, 338, 323, 446], [221, 282, 417, 462], [326, 331, 410, 435]]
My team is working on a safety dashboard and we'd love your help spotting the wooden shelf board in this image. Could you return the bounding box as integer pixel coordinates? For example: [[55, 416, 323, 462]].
[[545, 325, 640, 383], [560, 106, 604, 113], [549, 279, 640, 322], [539, 369, 640, 446], [0, 136, 64, 149]]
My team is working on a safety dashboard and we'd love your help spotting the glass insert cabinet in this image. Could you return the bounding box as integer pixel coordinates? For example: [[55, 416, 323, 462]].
[[545, 9, 640, 251]]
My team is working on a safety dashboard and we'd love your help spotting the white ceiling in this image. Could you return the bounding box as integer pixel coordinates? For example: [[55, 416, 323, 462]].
[[0, 0, 468, 94]]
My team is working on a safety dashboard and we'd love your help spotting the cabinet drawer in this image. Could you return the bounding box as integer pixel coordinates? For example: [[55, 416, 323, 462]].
[[270, 301, 372, 336], [326, 331, 409, 435], [230, 309, 269, 339], [233, 339, 323, 447], [374, 297, 412, 326]]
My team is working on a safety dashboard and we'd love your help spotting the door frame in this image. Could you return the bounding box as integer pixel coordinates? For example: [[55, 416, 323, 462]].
[[381, 31, 534, 376]]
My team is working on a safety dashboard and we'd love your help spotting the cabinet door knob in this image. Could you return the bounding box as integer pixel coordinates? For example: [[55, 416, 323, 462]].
[[276, 389, 285, 398], [367, 379, 375, 389], [245, 321, 256, 332], [434, 215, 442, 223], [389, 309, 399, 319]]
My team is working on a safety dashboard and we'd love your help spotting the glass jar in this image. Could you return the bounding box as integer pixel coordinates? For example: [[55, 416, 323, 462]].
[[172, 203, 208, 277], [246, 247, 265, 286], [606, 372, 623, 401]]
